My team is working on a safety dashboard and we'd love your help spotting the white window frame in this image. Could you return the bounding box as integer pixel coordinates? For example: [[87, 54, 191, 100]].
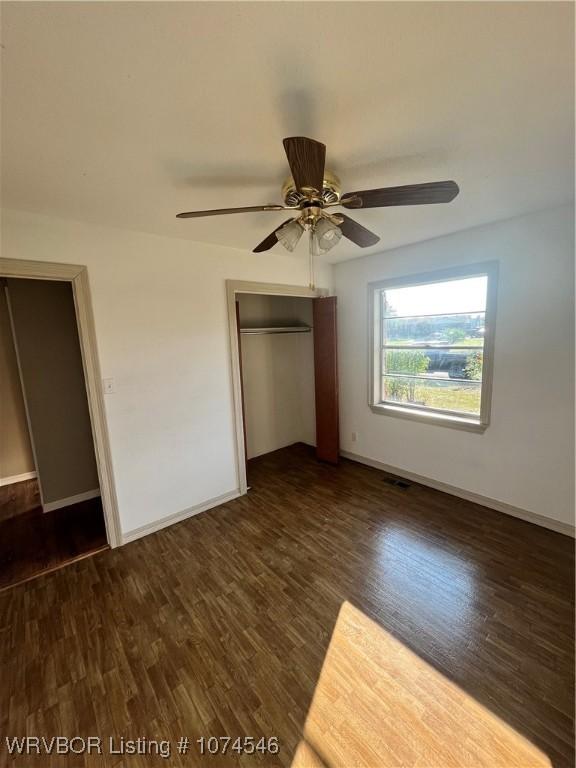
[[368, 262, 498, 433]]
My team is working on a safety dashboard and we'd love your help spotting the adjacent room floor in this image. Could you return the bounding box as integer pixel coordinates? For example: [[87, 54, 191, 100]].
[[0, 481, 108, 591], [0, 445, 573, 767], [0, 479, 41, 524]]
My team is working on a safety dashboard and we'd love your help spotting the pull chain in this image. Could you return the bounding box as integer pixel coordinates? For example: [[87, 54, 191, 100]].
[[308, 227, 316, 290]]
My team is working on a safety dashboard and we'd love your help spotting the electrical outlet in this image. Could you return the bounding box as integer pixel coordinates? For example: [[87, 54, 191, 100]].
[[102, 378, 115, 394], [351, 431, 358, 443]]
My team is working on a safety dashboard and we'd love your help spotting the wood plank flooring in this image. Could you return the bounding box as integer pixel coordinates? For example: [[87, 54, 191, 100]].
[[0, 479, 41, 523], [0, 487, 108, 591], [0, 444, 573, 767]]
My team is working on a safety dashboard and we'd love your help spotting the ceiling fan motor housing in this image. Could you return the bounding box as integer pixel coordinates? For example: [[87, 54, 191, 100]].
[[281, 169, 342, 207]]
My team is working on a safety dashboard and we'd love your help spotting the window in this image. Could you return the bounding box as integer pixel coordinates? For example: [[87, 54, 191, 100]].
[[369, 263, 497, 431]]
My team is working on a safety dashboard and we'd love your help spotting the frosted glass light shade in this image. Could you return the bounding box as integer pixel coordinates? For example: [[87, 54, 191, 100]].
[[315, 217, 342, 253], [276, 220, 304, 252]]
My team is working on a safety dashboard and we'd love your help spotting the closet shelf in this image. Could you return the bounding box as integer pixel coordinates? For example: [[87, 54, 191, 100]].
[[240, 326, 311, 335]]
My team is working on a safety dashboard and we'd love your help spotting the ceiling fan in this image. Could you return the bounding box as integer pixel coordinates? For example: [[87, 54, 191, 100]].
[[176, 136, 459, 260]]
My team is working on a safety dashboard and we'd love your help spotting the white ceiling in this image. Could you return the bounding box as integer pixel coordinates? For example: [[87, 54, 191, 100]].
[[1, 2, 573, 263]]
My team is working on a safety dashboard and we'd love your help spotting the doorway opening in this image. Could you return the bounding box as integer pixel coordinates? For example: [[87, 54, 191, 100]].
[[0, 259, 121, 589], [227, 280, 339, 494]]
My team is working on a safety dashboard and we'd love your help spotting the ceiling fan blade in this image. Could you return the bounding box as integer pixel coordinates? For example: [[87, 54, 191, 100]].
[[176, 204, 286, 219], [283, 137, 326, 194], [252, 218, 297, 253], [338, 214, 380, 248], [341, 181, 459, 209]]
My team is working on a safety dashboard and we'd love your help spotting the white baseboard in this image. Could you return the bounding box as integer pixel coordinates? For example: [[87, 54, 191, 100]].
[[43, 488, 101, 513], [341, 450, 575, 538], [0, 471, 37, 487], [122, 488, 241, 544]]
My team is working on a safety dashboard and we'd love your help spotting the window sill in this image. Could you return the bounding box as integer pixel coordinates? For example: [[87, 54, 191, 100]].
[[369, 403, 488, 433]]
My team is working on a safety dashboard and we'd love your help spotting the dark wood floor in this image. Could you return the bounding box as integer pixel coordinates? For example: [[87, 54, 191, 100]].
[[0, 483, 108, 591], [0, 478, 41, 523], [0, 444, 573, 767]]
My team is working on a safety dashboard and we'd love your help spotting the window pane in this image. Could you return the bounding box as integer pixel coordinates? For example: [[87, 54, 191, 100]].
[[383, 276, 487, 318], [382, 376, 481, 415], [384, 312, 485, 347], [383, 348, 483, 381]]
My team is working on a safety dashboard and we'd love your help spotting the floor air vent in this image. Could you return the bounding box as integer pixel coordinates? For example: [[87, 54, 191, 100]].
[[384, 477, 411, 490]]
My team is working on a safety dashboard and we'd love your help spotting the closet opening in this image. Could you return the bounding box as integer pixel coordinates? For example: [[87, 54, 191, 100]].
[[227, 281, 339, 492], [0, 276, 109, 589]]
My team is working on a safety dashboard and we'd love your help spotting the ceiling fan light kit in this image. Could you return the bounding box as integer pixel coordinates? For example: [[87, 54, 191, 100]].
[[177, 136, 460, 287], [313, 216, 343, 253], [276, 219, 305, 252]]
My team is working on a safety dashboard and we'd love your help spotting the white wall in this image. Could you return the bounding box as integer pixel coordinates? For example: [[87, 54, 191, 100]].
[[1, 208, 332, 536], [335, 206, 574, 527], [238, 295, 315, 459]]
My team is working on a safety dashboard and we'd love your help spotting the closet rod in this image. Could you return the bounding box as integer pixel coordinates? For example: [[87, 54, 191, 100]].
[[240, 326, 311, 335]]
